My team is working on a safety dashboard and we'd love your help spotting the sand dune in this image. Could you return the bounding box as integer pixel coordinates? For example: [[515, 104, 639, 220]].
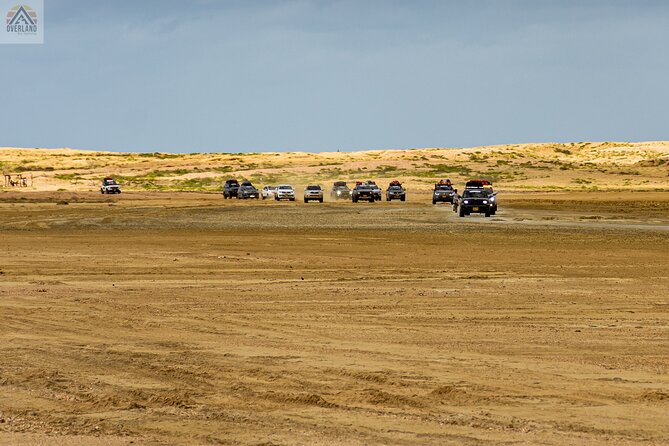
[[2, 141, 668, 193]]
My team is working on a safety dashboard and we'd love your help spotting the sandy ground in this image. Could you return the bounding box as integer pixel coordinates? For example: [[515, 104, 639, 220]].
[[1, 191, 668, 445]]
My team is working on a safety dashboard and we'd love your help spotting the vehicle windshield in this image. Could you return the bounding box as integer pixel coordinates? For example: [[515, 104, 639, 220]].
[[333, 181, 347, 187], [389, 186, 402, 190], [463, 189, 488, 198], [435, 185, 453, 191], [227, 181, 239, 186], [277, 186, 293, 190], [306, 186, 321, 190], [104, 180, 117, 185], [240, 185, 255, 190], [355, 185, 372, 190]]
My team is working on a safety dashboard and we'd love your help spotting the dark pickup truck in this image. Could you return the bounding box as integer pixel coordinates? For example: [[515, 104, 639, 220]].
[[351, 184, 375, 203]]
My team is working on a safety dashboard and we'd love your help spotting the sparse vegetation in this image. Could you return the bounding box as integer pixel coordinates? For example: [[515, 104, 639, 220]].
[[1, 142, 667, 192], [54, 173, 84, 181]]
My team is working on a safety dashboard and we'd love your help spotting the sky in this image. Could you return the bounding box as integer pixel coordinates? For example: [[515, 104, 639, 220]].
[[1, 0, 668, 153]]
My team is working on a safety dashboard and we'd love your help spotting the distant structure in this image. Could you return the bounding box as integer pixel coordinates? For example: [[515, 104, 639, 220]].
[[3, 173, 32, 187]]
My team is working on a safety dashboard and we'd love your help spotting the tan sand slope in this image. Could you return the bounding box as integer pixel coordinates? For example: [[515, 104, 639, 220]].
[[1, 141, 668, 193]]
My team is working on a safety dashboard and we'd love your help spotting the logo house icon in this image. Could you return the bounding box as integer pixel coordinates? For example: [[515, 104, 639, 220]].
[[6, 4, 37, 34]]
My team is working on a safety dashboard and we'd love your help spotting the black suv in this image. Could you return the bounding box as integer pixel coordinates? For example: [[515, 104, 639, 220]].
[[237, 181, 259, 199], [432, 183, 456, 204], [465, 180, 497, 215], [223, 179, 240, 199], [386, 182, 406, 201], [455, 188, 493, 217]]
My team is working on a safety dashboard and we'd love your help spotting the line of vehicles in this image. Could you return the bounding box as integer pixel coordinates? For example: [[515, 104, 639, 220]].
[[99, 177, 498, 216]]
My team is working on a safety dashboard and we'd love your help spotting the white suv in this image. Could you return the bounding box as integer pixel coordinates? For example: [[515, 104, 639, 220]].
[[261, 185, 276, 200], [275, 184, 295, 201]]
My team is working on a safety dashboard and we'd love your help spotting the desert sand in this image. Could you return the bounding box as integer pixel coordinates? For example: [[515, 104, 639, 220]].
[[0, 144, 668, 445], [1, 141, 668, 193]]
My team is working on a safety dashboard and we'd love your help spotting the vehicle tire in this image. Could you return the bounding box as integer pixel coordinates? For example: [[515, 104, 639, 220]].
[[400, 196, 405, 202], [459, 207, 465, 217], [319, 198, 323, 203], [101, 190, 105, 194], [485, 211, 491, 217], [353, 197, 358, 203], [370, 197, 374, 203], [290, 198, 295, 201], [275, 196, 279, 201], [432, 199, 436, 205], [304, 198, 308, 203]]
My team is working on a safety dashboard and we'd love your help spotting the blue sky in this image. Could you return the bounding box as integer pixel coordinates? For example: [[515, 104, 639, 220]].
[[1, 0, 668, 153]]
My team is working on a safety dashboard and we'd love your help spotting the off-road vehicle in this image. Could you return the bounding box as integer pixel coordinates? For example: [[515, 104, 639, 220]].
[[432, 182, 456, 204], [223, 179, 240, 199], [261, 185, 276, 200], [237, 181, 259, 199], [465, 179, 497, 214], [100, 177, 121, 194], [455, 188, 493, 217], [304, 185, 324, 203], [331, 181, 351, 200], [275, 184, 296, 201], [386, 180, 406, 201], [351, 184, 375, 203], [365, 181, 382, 201]]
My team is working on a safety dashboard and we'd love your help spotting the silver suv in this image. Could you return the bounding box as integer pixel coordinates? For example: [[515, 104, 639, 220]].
[[275, 184, 296, 201], [303, 185, 324, 203]]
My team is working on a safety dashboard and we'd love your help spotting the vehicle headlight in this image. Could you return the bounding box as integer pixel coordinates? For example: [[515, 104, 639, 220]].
[[483, 200, 488, 204], [490, 196, 496, 201], [463, 200, 469, 204]]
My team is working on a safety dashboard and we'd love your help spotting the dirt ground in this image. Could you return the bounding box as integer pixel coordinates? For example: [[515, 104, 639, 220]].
[[1, 191, 668, 445]]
